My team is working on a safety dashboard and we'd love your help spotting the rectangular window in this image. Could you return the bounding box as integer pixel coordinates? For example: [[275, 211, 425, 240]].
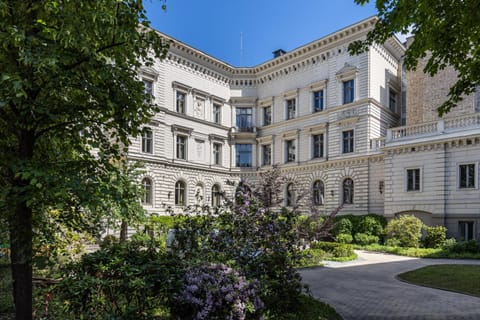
[[286, 98, 296, 120], [263, 106, 272, 126], [213, 143, 222, 165], [176, 91, 186, 113], [342, 130, 354, 153], [285, 140, 296, 163], [389, 89, 397, 112], [407, 168, 421, 191], [343, 79, 355, 104], [313, 90, 324, 112], [459, 164, 476, 188], [213, 103, 221, 124], [143, 79, 153, 97], [236, 108, 253, 132], [312, 134, 324, 158], [262, 144, 271, 166], [236, 144, 252, 167], [176, 135, 187, 160], [459, 221, 474, 241], [141, 128, 153, 153]]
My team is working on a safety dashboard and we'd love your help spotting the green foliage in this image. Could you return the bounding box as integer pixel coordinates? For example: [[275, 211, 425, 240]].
[[268, 294, 342, 320], [349, 0, 480, 115], [170, 169, 306, 318], [357, 216, 384, 237], [384, 215, 424, 247], [447, 240, 480, 254], [297, 249, 326, 268], [334, 218, 353, 236], [0, 0, 169, 315], [57, 242, 183, 319], [354, 233, 379, 245], [336, 233, 353, 244], [310, 242, 355, 258], [333, 214, 386, 245], [423, 226, 447, 248]]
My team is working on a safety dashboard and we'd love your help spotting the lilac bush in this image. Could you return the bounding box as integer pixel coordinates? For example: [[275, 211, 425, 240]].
[[172, 263, 264, 320]]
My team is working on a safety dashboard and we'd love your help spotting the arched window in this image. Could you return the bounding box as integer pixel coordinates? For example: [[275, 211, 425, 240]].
[[286, 183, 295, 206], [343, 178, 354, 204], [141, 178, 152, 205], [211, 184, 221, 207], [312, 180, 325, 205], [175, 181, 186, 206]]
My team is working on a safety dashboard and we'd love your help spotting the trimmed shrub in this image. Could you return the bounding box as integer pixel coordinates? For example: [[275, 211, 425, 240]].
[[336, 233, 353, 244], [354, 233, 379, 245], [334, 218, 353, 236], [357, 216, 383, 237], [423, 226, 447, 248], [447, 240, 480, 254], [385, 215, 424, 247], [298, 249, 326, 267], [385, 238, 401, 247]]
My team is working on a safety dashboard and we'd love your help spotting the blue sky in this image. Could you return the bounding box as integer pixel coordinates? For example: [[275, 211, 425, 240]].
[[144, 0, 378, 67]]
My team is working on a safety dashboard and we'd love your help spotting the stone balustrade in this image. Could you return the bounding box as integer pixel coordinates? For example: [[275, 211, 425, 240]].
[[386, 113, 480, 142]]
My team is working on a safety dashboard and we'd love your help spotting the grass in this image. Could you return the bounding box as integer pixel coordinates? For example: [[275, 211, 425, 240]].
[[357, 244, 480, 259], [271, 294, 342, 320], [398, 264, 480, 297]]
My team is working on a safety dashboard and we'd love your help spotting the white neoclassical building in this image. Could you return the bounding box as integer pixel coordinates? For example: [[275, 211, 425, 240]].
[[129, 16, 480, 240]]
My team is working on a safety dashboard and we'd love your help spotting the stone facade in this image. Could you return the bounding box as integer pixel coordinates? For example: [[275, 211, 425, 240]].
[[128, 17, 480, 240]]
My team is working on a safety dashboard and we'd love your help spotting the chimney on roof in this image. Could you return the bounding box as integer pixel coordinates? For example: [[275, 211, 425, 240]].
[[273, 49, 286, 58]]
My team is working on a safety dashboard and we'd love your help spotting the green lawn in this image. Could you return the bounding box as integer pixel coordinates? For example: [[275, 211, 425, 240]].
[[357, 244, 480, 259], [398, 264, 480, 297], [273, 294, 342, 320]]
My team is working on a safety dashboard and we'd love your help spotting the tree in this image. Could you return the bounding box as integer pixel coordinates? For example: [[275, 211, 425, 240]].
[[349, 0, 480, 116], [0, 1, 168, 319]]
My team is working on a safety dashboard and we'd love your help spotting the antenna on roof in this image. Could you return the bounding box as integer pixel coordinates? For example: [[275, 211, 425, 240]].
[[240, 32, 243, 66]]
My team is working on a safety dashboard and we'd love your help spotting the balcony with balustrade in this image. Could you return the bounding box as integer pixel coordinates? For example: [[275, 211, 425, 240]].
[[385, 113, 480, 146]]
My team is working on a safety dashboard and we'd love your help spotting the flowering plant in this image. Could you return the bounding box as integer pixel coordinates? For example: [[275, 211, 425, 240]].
[[172, 263, 264, 320]]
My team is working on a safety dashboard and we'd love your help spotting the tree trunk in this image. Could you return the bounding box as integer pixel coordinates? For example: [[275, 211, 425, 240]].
[[9, 129, 35, 320], [120, 220, 128, 242], [9, 202, 33, 320]]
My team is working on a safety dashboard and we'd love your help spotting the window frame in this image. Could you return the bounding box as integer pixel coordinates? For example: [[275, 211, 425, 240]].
[[176, 135, 187, 160], [459, 221, 475, 241], [143, 79, 154, 98], [343, 79, 355, 104], [235, 144, 252, 167], [262, 144, 272, 166], [313, 90, 324, 112], [176, 90, 186, 114], [406, 168, 421, 192], [312, 133, 324, 159], [175, 180, 186, 206], [389, 88, 397, 113], [236, 107, 253, 131], [263, 106, 272, 126], [285, 139, 296, 163], [458, 163, 477, 189], [141, 177, 153, 205], [213, 103, 222, 124], [141, 128, 153, 154], [342, 129, 354, 154], [286, 98, 296, 120], [213, 142, 222, 166]]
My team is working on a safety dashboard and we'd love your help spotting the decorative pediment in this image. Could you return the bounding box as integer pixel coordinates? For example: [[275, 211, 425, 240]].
[[281, 129, 299, 140], [256, 135, 274, 144], [171, 124, 193, 135], [308, 79, 328, 91], [305, 122, 328, 134], [258, 96, 274, 107], [283, 88, 299, 99], [336, 63, 358, 80]]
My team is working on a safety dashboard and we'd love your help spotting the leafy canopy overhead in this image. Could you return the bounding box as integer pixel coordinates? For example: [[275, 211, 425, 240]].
[[0, 1, 169, 318], [349, 0, 480, 116]]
